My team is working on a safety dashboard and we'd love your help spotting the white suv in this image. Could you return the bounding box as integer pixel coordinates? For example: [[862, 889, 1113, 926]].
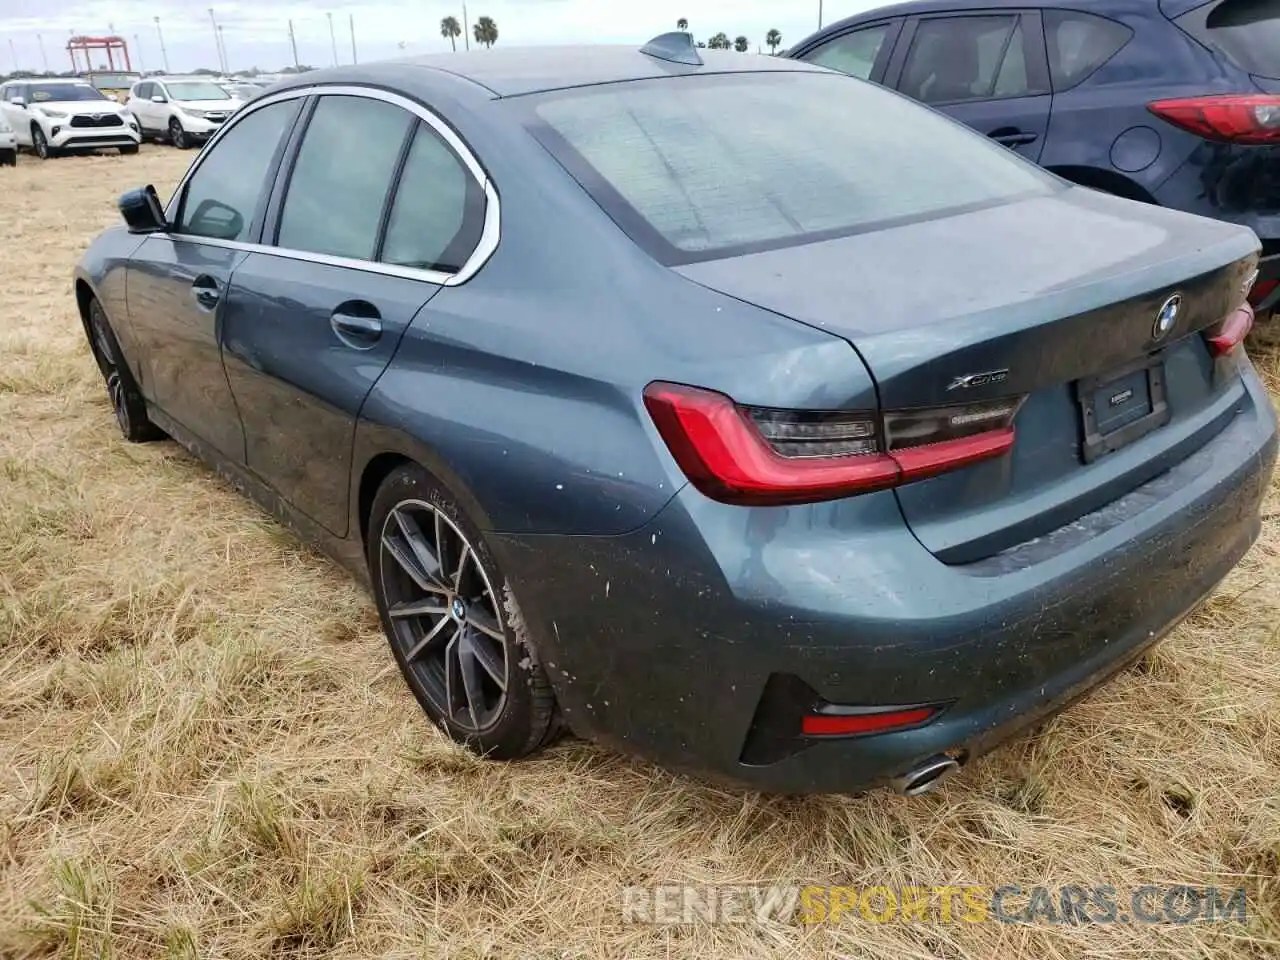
[[0, 80, 141, 159], [126, 78, 241, 149]]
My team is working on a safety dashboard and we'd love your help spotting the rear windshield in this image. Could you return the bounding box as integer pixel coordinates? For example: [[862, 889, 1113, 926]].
[[1176, 0, 1280, 79], [523, 72, 1057, 264]]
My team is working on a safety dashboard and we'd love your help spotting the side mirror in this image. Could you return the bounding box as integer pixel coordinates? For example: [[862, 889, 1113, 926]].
[[151, 94, 167, 104], [118, 185, 168, 234]]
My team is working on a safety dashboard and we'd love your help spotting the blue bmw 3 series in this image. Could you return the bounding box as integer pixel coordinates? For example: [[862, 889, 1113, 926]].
[[74, 35, 1276, 796]]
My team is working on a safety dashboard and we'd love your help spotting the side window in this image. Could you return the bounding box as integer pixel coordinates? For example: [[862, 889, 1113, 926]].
[[800, 24, 893, 80], [381, 122, 486, 272], [1044, 10, 1133, 92], [900, 15, 1029, 104], [276, 96, 413, 260], [177, 99, 300, 242]]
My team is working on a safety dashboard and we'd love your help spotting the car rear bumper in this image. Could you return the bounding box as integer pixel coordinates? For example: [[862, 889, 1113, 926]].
[[493, 360, 1277, 794]]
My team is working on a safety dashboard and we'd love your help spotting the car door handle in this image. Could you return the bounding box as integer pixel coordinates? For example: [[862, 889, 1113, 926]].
[[991, 130, 1038, 147], [330, 307, 383, 347], [191, 275, 220, 310]]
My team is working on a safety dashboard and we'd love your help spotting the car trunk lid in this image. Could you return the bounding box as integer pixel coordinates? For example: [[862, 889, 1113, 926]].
[[675, 186, 1260, 562]]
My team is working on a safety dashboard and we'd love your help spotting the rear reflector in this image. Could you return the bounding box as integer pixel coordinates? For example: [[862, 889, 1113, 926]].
[[1147, 94, 1280, 145], [643, 382, 1022, 506], [1204, 304, 1255, 356], [801, 706, 937, 737]]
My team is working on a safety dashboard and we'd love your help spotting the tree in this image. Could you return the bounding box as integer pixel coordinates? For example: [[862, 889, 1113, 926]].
[[707, 32, 730, 50], [677, 18, 688, 31], [440, 16, 462, 52], [473, 15, 498, 48], [766, 29, 782, 54], [734, 35, 749, 52]]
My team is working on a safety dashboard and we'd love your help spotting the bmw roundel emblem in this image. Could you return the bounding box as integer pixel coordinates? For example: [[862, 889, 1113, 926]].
[[1153, 294, 1181, 340]]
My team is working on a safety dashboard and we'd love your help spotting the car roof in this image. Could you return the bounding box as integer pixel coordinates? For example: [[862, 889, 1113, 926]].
[[273, 45, 821, 99], [808, 0, 1162, 28]]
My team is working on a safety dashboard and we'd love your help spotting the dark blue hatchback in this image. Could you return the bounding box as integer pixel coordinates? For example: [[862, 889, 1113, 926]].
[[787, 0, 1280, 317]]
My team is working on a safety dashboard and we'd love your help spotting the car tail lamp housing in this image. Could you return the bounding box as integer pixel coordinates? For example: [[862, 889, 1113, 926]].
[[1147, 95, 1280, 145], [1204, 303, 1254, 357], [642, 382, 1023, 506]]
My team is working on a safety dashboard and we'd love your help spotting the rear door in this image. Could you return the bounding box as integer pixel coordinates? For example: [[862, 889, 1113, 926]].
[[790, 19, 903, 85], [220, 90, 489, 536], [887, 10, 1053, 163]]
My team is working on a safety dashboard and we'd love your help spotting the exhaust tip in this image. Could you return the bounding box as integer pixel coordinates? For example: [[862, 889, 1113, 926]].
[[890, 754, 961, 797]]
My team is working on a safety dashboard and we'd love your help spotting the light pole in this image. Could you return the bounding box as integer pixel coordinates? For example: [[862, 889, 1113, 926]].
[[7, 38, 17, 73], [463, 2, 471, 50], [208, 8, 224, 72], [218, 25, 227, 72], [36, 33, 48, 72], [327, 12, 338, 66], [154, 16, 170, 72], [287, 19, 299, 69], [134, 34, 144, 72], [818, 0, 824, 29], [349, 13, 357, 64]]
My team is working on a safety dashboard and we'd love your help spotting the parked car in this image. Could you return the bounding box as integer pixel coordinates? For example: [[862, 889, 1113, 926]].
[[218, 80, 268, 101], [786, 0, 1280, 320], [0, 115, 16, 166], [125, 77, 241, 149], [84, 70, 142, 103], [74, 36, 1275, 796], [0, 80, 141, 158]]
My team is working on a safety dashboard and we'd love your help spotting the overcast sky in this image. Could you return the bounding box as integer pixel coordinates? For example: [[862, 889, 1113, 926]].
[[1, 0, 884, 74]]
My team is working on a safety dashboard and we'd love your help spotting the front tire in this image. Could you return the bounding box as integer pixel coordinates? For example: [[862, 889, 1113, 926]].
[[168, 117, 189, 150], [87, 299, 165, 443], [31, 126, 55, 159], [0, 149, 14, 167], [367, 465, 558, 759]]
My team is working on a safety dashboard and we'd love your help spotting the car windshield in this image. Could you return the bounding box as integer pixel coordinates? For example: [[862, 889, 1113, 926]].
[[525, 71, 1057, 263], [28, 84, 107, 102], [167, 81, 232, 101]]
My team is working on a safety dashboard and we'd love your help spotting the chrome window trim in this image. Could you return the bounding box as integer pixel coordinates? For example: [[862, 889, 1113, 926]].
[[161, 83, 499, 287]]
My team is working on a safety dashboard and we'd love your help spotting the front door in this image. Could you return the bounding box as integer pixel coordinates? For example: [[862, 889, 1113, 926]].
[[123, 95, 303, 459]]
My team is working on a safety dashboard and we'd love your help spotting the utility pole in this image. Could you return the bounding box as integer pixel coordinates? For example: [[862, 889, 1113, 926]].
[[287, 20, 299, 69], [349, 13, 357, 64], [463, 2, 471, 50], [36, 33, 48, 72], [155, 16, 170, 72], [327, 12, 338, 66], [208, 8, 224, 72]]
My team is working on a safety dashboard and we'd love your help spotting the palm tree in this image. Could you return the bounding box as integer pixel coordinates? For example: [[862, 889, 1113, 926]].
[[734, 35, 749, 53], [677, 18, 688, 32], [766, 29, 782, 54], [440, 16, 461, 52], [708, 32, 729, 50], [473, 15, 498, 48]]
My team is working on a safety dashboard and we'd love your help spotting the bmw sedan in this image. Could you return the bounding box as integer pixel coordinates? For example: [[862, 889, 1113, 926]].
[[74, 35, 1277, 796]]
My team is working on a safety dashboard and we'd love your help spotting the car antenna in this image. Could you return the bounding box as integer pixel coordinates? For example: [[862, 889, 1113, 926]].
[[639, 31, 704, 67]]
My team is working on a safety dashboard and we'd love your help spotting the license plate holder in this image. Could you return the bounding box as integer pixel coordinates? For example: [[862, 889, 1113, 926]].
[[1076, 352, 1170, 464]]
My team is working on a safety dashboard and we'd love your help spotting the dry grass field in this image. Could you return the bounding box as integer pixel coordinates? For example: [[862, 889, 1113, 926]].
[[0, 146, 1278, 960]]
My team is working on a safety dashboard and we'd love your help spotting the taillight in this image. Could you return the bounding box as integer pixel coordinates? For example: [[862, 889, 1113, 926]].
[[642, 382, 1023, 506], [1249, 278, 1278, 307], [1147, 95, 1280, 145], [1204, 304, 1254, 357]]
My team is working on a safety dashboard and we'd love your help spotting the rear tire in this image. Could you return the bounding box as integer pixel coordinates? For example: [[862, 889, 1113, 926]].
[[87, 298, 165, 443], [367, 464, 559, 760]]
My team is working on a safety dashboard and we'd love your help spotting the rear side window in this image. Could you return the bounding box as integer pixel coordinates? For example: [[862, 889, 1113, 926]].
[[177, 99, 300, 242], [526, 72, 1056, 263], [799, 24, 893, 80], [1043, 10, 1134, 91], [277, 96, 413, 260], [899, 15, 1035, 104], [1176, 0, 1280, 80], [380, 122, 486, 273]]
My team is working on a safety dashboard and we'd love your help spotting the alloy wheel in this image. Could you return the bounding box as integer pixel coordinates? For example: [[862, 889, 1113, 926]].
[[378, 499, 510, 733], [33, 128, 48, 159], [169, 119, 186, 149]]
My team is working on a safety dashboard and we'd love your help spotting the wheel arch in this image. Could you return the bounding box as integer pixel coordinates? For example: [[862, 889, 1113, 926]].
[[1047, 165, 1159, 205]]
